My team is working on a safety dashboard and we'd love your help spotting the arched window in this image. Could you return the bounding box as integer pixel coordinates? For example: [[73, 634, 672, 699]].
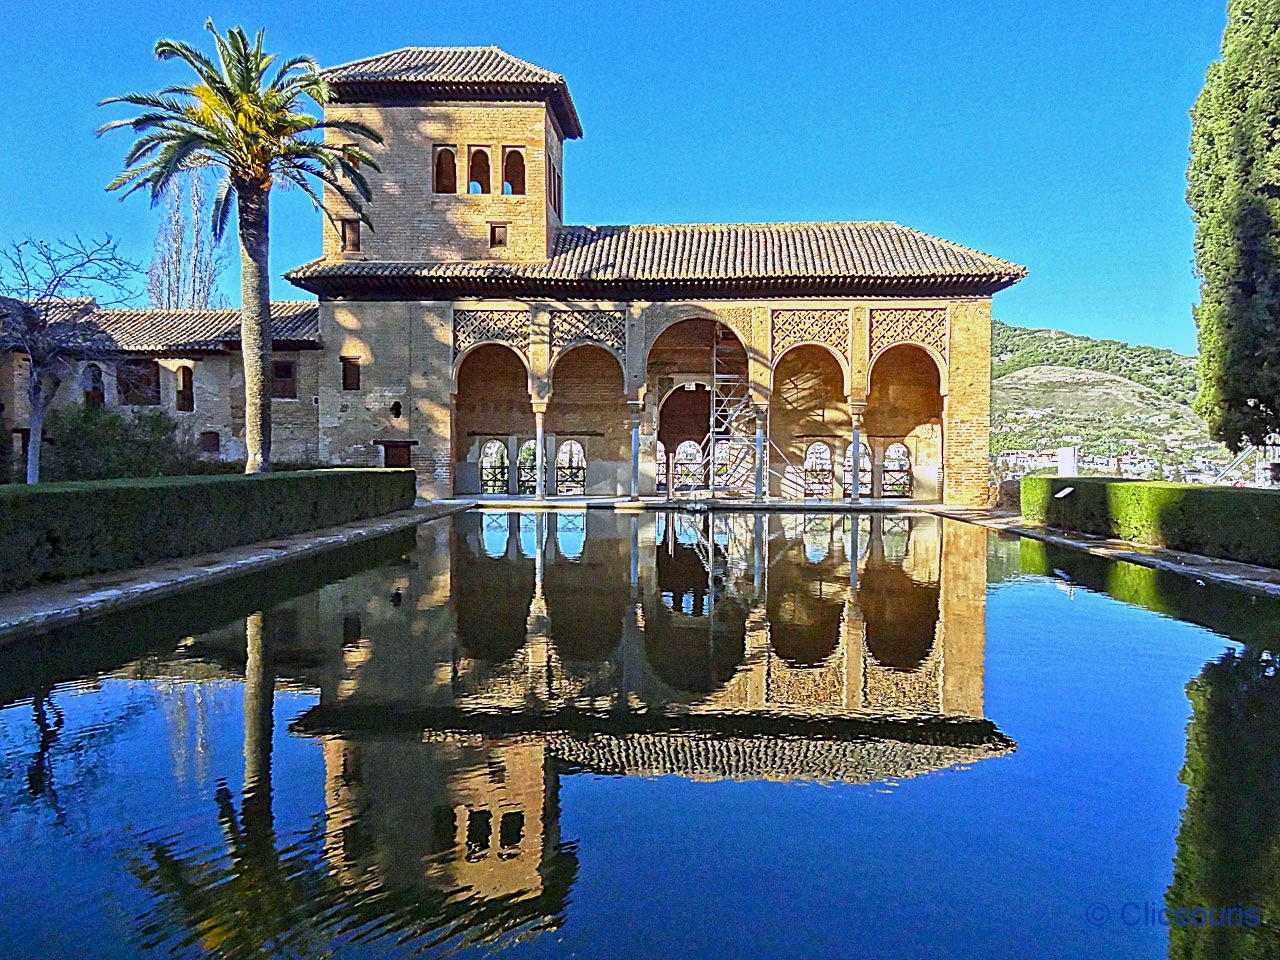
[[502, 149, 526, 195], [82, 363, 104, 407], [176, 366, 194, 412], [803, 442, 833, 497], [517, 439, 537, 494], [479, 440, 508, 495], [469, 149, 490, 194], [556, 440, 586, 495], [843, 442, 871, 496], [884, 442, 913, 498], [674, 440, 703, 491], [433, 147, 456, 193]]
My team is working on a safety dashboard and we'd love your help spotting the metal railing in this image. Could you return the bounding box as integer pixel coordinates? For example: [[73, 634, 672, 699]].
[[555, 464, 585, 495], [517, 462, 538, 495], [882, 468, 912, 498], [480, 464, 508, 494]]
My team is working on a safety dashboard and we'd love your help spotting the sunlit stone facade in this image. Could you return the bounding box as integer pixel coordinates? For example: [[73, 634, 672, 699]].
[[287, 46, 1025, 505]]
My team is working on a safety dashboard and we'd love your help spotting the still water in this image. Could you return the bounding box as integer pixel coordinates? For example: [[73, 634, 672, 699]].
[[1, 510, 1277, 960]]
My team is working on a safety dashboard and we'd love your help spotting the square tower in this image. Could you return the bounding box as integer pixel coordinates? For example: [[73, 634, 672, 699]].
[[320, 47, 582, 263]]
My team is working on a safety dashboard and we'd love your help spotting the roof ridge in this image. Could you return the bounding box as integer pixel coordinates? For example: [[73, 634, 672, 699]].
[[564, 220, 898, 231], [323, 44, 562, 81]]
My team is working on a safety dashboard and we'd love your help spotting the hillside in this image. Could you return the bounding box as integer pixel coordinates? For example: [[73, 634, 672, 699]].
[[989, 320, 1227, 473], [992, 320, 1199, 407]]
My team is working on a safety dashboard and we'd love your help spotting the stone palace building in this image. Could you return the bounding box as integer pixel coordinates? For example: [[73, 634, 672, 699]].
[[3, 46, 1025, 503]]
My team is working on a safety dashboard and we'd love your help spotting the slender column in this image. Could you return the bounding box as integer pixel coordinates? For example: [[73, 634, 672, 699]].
[[533, 401, 548, 499], [848, 398, 866, 503], [628, 401, 642, 500], [754, 406, 766, 502]]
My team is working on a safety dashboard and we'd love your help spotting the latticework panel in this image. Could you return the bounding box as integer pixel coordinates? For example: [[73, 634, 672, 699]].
[[550, 309, 626, 356], [868, 307, 947, 360], [771, 308, 850, 357], [454, 309, 530, 355]]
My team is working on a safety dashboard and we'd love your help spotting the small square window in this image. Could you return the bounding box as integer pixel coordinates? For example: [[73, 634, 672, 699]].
[[340, 218, 360, 252], [341, 356, 361, 391], [272, 360, 297, 400], [489, 223, 508, 248], [198, 431, 221, 454]]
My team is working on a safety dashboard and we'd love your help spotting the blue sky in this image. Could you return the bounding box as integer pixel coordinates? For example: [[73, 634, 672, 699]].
[[0, 0, 1225, 353]]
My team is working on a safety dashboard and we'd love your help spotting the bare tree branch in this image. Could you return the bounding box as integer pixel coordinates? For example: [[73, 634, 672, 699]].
[[0, 235, 142, 482], [147, 172, 229, 310]]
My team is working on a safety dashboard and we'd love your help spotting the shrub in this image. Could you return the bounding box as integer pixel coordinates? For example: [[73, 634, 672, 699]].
[[0, 469, 417, 593], [1021, 475, 1280, 568], [42, 404, 196, 481]]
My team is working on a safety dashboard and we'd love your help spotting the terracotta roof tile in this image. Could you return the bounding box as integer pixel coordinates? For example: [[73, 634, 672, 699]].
[[86, 301, 318, 353], [323, 45, 565, 85], [286, 222, 1025, 296], [322, 45, 583, 138]]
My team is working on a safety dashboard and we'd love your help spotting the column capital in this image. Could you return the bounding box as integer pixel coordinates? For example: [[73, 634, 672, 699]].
[[531, 400, 549, 416]]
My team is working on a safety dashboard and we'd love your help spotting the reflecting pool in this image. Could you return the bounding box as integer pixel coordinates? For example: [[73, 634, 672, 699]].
[[1, 510, 1278, 959]]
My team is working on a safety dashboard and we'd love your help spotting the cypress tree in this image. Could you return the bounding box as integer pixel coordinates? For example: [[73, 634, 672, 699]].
[[1188, 0, 1280, 451]]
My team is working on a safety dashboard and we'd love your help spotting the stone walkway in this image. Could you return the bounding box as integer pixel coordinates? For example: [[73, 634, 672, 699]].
[[940, 507, 1280, 600], [0, 503, 472, 645]]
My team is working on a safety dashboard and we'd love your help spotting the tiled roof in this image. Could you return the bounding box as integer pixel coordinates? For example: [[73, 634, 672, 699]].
[[324, 45, 565, 86], [323, 45, 583, 138], [86, 301, 319, 353], [286, 222, 1026, 298]]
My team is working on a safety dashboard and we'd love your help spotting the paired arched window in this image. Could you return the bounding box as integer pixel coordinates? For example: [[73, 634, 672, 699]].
[[433, 147, 456, 193], [469, 149, 491, 194], [503, 150, 526, 195]]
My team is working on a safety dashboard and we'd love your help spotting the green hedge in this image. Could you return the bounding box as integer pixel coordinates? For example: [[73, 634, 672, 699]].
[[0, 469, 416, 593], [1021, 475, 1280, 568]]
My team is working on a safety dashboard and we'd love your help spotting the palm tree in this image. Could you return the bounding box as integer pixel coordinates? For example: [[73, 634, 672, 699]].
[[99, 22, 380, 473]]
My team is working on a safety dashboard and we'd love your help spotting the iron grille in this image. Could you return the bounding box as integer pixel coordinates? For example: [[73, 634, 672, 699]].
[[517, 462, 538, 495], [480, 464, 508, 494], [556, 464, 586, 495], [882, 469, 912, 498]]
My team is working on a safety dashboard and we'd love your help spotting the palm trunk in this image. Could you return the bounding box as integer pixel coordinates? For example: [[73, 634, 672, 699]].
[[237, 185, 272, 474], [25, 365, 59, 484]]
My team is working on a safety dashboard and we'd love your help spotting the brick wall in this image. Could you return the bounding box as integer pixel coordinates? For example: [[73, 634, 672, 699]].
[[769, 344, 851, 495], [323, 101, 558, 262], [546, 345, 629, 490], [942, 299, 992, 506], [454, 342, 534, 455]]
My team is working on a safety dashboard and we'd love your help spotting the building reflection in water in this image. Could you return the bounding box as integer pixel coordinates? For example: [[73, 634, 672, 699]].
[[162, 511, 1005, 958]]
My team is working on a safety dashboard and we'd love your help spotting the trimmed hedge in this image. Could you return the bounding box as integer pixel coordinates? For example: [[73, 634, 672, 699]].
[[1021, 475, 1280, 568], [0, 469, 416, 593]]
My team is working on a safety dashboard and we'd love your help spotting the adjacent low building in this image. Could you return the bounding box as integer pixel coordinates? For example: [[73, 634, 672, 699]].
[[2, 46, 1025, 503]]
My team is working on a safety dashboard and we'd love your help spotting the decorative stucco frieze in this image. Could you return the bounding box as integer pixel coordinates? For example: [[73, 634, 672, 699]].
[[453, 308, 531, 355], [549, 309, 626, 357], [868, 307, 948, 360], [771, 308, 851, 357]]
